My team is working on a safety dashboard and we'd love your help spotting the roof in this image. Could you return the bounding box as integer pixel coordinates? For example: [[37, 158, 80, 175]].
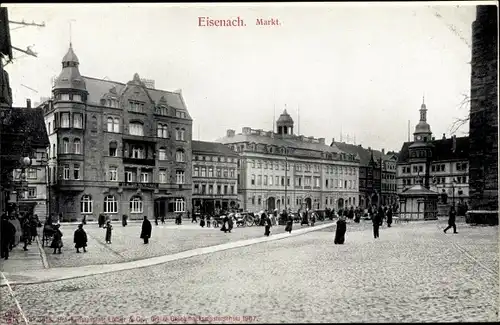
[[398, 136, 469, 163], [0, 8, 12, 60], [277, 109, 294, 125], [192, 141, 239, 157], [218, 133, 347, 156], [399, 185, 439, 197], [82, 76, 189, 113], [1, 107, 49, 161], [62, 44, 79, 64], [330, 141, 383, 166]]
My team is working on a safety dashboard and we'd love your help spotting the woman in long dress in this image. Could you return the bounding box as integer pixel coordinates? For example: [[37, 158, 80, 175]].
[[50, 224, 63, 254], [334, 215, 347, 244], [264, 213, 272, 236], [284, 211, 293, 234], [104, 220, 112, 244]]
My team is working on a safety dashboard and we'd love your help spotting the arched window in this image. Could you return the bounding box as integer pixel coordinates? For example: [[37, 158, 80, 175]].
[[131, 145, 145, 159], [73, 138, 81, 154], [130, 196, 143, 214], [175, 128, 185, 141], [109, 141, 118, 157], [81, 195, 93, 214], [158, 147, 167, 160], [157, 123, 168, 138], [129, 122, 144, 136], [176, 149, 185, 162], [62, 138, 70, 153], [104, 195, 118, 213]]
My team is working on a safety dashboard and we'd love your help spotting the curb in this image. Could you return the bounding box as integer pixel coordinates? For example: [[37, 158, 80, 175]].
[[35, 236, 50, 269], [0, 222, 335, 286]]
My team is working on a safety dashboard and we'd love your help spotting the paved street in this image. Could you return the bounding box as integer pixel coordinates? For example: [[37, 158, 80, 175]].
[[41, 219, 372, 268], [0, 220, 497, 324]]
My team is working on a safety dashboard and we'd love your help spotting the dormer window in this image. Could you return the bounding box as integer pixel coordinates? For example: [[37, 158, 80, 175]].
[[129, 101, 144, 113], [72, 94, 82, 102], [156, 106, 168, 116], [175, 110, 186, 118]]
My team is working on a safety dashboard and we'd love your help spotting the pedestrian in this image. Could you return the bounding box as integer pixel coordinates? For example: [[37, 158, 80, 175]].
[[207, 215, 211, 228], [372, 208, 381, 239], [284, 211, 293, 234], [200, 216, 206, 228], [155, 214, 159, 226], [176, 213, 183, 225], [30, 214, 41, 242], [50, 224, 63, 254], [334, 215, 347, 244], [387, 207, 393, 227], [98, 214, 105, 228], [300, 210, 309, 226], [264, 212, 272, 236], [220, 215, 228, 232], [187, 211, 191, 223], [348, 207, 355, 220], [8, 216, 20, 250], [140, 216, 152, 244], [161, 215, 165, 224], [227, 213, 234, 233], [1, 214, 15, 260], [310, 211, 317, 227], [104, 220, 113, 244], [444, 206, 458, 234], [73, 224, 87, 253], [122, 214, 128, 227], [21, 217, 31, 251], [82, 214, 87, 225], [191, 212, 197, 223]]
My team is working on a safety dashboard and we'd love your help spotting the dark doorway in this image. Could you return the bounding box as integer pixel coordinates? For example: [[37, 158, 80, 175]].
[[338, 198, 344, 209], [305, 197, 312, 210], [267, 197, 276, 211]]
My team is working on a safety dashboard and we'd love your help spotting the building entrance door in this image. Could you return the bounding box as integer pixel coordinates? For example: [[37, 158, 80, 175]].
[[267, 197, 276, 211]]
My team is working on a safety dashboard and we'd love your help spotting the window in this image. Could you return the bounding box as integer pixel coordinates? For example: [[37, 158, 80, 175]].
[[257, 175, 262, 185], [251, 160, 255, 168], [175, 128, 185, 141], [74, 164, 80, 180], [157, 106, 168, 116], [208, 167, 213, 177], [269, 176, 274, 186], [159, 170, 167, 183], [126, 171, 133, 182], [176, 170, 185, 184], [216, 168, 221, 177], [63, 138, 70, 153], [48, 122, 51, 134], [132, 146, 145, 159], [130, 196, 143, 214], [176, 111, 186, 118], [129, 122, 144, 136], [73, 113, 83, 128], [251, 174, 255, 185], [27, 168, 37, 179], [201, 168, 206, 177], [81, 195, 93, 214], [141, 172, 149, 183], [217, 185, 221, 194], [264, 175, 268, 185], [104, 195, 118, 214], [73, 94, 82, 102], [193, 166, 199, 177], [158, 148, 167, 160], [456, 162, 468, 171], [109, 141, 118, 157], [107, 117, 120, 133], [251, 196, 255, 205], [224, 185, 228, 194], [63, 165, 70, 180], [175, 198, 186, 212], [73, 139, 81, 154], [223, 169, 228, 178], [157, 123, 168, 138], [176, 150, 185, 162], [129, 101, 144, 113], [27, 187, 36, 198], [61, 113, 70, 128], [109, 167, 118, 181], [230, 169, 235, 178], [208, 185, 213, 194], [60, 94, 70, 101]]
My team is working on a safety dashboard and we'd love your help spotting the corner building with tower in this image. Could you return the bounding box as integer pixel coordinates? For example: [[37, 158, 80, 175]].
[[218, 110, 360, 212], [38, 44, 193, 221]]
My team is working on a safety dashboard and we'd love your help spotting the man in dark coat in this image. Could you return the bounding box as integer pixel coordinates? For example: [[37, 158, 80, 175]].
[[334, 215, 347, 244], [263, 212, 271, 236], [372, 207, 382, 239], [50, 224, 63, 254], [154, 214, 159, 226], [141, 216, 152, 244], [21, 217, 31, 250], [284, 211, 293, 233], [227, 214, 234, 233], [348, 207, 354, 220], [73, 224, 88, 253], [122, 214, 128, 227], [300, 210, 309, 226], [386, 207, 393, 227], [1, 214, 15, 260], [161, 215, 165, 224], [444, 206, 458, 234]]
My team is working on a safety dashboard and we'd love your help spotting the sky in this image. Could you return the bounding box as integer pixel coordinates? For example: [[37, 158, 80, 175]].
[[3, 2, 484, 152]]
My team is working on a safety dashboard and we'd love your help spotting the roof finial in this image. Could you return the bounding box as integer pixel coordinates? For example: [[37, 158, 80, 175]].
[[422, 94, 425, 105], [68, 19, 76, 48]]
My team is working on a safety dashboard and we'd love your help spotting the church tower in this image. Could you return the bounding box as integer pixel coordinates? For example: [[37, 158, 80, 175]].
[[276, 109, 294, 135], [413, 97, 432, 142], [409, 98, 434, 189]]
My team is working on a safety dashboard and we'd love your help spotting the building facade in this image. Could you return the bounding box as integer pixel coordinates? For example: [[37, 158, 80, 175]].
[[381, 151, 398, 206], [39, 44, 193, 221], [219, 110, 360, 213], [191, 140, 239, 214], [396, 100, 469, 205]]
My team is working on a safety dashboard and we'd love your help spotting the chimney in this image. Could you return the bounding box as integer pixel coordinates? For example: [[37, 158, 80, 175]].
[[318, 138, 325, 145], [452, 135, 457, 152], [26, 99, 31, 109], [382, 148, 385, 155], [226, 129, 235, 137], [332, 138, 335, 144], [442, 133, 446, 140]]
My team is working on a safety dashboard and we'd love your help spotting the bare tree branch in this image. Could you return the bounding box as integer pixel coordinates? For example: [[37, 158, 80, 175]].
[[449, 94, 472, 135]]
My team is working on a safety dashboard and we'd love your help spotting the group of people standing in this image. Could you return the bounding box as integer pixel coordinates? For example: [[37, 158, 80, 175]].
[[1, 213, 41, 260]]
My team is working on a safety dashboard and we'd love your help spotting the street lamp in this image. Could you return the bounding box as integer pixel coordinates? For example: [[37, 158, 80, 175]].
[[451, 178, 457, 208]]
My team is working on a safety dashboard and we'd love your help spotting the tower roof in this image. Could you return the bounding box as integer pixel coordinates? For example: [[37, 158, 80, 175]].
[[62, 43, 79, 64], [53, 44, 86, 92], [277, 109, 294, 125]]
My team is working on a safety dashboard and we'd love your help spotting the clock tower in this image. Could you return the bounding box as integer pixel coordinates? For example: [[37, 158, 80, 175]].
[[413, 97, 432, 142]]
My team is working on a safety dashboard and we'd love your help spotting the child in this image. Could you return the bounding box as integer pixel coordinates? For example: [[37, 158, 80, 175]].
[[104, 220, 113, 244], [73, 224, 88, 253], [50, 224, 63, 254]]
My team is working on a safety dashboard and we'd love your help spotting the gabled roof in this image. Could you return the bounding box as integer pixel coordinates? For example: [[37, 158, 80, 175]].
[[192, 141, 239, 157], [330, 141, 383, 166], [398, 136, 469, 163], [399, 185, 439, 197], [82, 76, 189, 115], [1, 107, 49, 161]]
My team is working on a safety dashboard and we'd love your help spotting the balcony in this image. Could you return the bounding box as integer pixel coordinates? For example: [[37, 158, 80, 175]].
[[56, 179, 85, 191], [119, 182, 159, 190], [123, 157, 155, 166]]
